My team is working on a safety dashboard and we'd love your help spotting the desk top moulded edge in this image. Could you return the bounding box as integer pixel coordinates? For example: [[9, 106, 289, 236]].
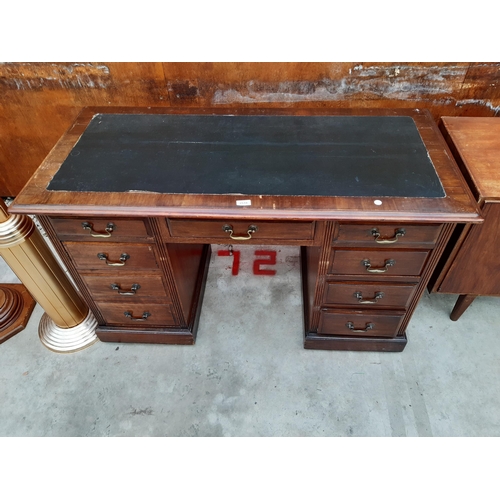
[[10, 107, 482, 224]]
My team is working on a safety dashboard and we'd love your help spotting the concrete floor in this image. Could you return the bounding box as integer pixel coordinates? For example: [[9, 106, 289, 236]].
[[1, 243, 499, 437]]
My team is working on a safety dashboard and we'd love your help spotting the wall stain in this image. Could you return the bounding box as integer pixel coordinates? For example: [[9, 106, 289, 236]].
[[456, 99, 500, 114], [212, 64, 475, 104], [0, 62, 111, 90], [167, 80, 199, 102]]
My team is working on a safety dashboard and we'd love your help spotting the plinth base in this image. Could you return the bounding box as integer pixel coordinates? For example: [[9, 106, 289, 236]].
[[0, 284, 37, 344], [304, 332, 408, 352], [38, 309, 99, 353]]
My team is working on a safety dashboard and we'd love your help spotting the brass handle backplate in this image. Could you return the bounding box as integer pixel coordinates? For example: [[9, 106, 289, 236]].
[[222, 224, 258, 240], [346, 322, 374, 333], [354, 291, 384, 304], [124, 311, 151, 321], [371, 228, 405, 244], [97, 253, 129, 266], [362, 258, 395, 273], [82, 222, 115, 238], [111, 283, 140, 295]]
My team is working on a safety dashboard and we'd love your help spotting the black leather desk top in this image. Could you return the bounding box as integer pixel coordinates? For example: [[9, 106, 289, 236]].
[[48, 114, 445, 198]]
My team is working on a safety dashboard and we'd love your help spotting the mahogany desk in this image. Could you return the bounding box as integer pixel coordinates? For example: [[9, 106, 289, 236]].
[[10, 107, 480, 352], [430, 117, 500, 320]]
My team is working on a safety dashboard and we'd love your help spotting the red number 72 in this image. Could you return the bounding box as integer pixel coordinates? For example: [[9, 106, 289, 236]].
[[253, 250, 276, 275], [216, 249, 277, 276]]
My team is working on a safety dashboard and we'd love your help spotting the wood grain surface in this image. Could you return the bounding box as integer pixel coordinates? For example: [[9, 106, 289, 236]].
[[439, 117, 500, 201]]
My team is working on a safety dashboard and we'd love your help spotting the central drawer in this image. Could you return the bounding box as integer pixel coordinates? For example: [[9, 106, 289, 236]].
[[166, 218, 315, 242], [63, 242, 159, 271]]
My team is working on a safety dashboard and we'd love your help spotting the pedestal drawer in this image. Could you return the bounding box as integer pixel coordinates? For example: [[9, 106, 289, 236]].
[[63, 242, 159, 271], [318, 309, 405, 338], [81, 274, 170, 303], [50, 217, 150, 241], [333, 223, 442, 248], [323, 282, 417, 309], [329, 250, 429, 277], [96, 302, 177, 327]]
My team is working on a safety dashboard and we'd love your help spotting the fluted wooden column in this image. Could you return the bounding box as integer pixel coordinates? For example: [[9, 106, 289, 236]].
[[0, 199, 98, 352]]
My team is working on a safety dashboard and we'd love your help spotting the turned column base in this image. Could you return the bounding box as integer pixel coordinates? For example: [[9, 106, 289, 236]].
[[38, 309, 99, 353], [0, 284, 37, 344]]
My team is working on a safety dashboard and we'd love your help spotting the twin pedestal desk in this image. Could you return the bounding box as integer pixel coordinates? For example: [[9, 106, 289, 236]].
[[11, 108, 480, 352]]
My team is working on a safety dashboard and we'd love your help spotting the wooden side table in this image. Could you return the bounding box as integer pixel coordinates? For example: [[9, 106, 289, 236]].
[[430, 117, 500, 320]]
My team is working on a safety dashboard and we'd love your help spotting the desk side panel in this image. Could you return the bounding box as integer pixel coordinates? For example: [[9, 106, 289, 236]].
[[302, 245, 321, 333], [437, 202, 500, 295], [165, 242, 208, 322]]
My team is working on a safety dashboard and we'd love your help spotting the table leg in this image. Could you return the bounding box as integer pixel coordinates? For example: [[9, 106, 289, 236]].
[[450, 294, 478, 321]]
